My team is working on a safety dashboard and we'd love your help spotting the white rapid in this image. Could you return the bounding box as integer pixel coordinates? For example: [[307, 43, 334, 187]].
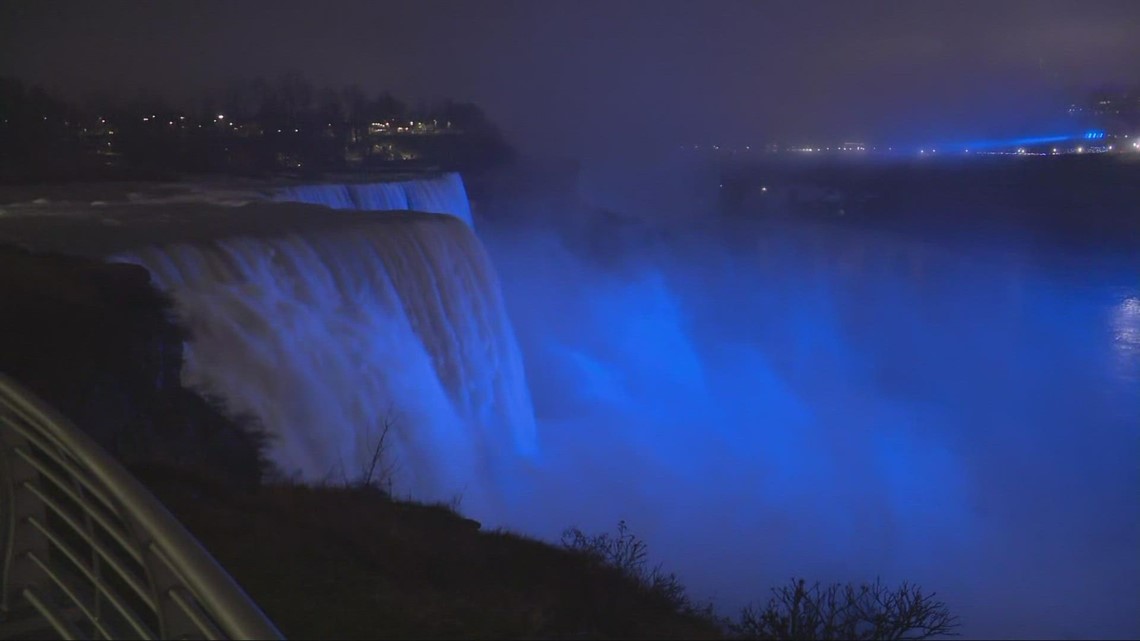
[[113, 179, 531, 508], [273, 173, 472, 227]]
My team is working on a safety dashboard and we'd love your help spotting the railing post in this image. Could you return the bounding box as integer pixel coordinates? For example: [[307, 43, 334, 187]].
[[0, 418, 51, 618], [0, 375, 284, 639]]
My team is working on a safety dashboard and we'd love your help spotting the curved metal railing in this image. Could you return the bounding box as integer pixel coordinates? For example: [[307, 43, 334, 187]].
[[0, 374, 284, 640]]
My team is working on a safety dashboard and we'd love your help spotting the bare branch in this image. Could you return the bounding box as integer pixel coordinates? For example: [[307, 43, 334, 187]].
[[736, 577, 960, 640]]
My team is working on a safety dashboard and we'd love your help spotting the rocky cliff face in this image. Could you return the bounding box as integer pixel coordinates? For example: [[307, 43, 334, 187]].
[[0, 245, 267, 486]]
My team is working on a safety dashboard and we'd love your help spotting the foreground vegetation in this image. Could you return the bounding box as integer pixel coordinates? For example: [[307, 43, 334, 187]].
[[132, 467, 722, 639], [131, 465, 958, 640]]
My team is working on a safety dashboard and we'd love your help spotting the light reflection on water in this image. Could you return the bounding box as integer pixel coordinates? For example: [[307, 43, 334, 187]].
[[1113, 296, 1140, 380]]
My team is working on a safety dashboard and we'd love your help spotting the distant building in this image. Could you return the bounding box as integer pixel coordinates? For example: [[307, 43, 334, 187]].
[[368, 119, 446, 137]]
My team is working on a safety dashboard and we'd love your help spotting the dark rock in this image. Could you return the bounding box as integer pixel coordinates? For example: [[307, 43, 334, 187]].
[[0, 244, 268, 489]]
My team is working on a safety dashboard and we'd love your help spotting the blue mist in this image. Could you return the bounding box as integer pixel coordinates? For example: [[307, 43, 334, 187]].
[[93, 165, 1137, 640], [478, 162, 1140, 640]]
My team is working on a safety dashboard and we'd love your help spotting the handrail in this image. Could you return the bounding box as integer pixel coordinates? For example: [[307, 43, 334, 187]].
[[0, 374, 284, 640]]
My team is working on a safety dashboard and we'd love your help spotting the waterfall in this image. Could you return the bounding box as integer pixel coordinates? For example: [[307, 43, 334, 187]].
[[273, 173, 474, 227], [399, 173, 473, 227], [114, 208, 534, 504], [349, 182, 408, 211], [274, 183, 356, 210]]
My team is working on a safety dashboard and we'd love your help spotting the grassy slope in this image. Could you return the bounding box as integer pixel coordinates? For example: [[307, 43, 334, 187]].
[[133, 467, 723, 640]]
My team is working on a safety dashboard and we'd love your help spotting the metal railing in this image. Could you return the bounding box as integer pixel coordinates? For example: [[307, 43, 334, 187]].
[[0, 374, 284, 640]]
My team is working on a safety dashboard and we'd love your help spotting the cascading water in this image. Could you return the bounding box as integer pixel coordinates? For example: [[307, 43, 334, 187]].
[[4, 161, 1140, 638], [399, 173, 474, 227], [114, 176, 531, 508], [273, 183, 356, 210], [273, 173, 473, 227], [349, 182, 409, 211]]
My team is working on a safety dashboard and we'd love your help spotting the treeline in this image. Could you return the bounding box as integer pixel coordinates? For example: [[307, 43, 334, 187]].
[[0, 76, 83, 167], [0, 73, 515, 182]]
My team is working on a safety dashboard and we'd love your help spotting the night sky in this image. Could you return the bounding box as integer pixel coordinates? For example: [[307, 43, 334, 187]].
[[3, 0, 1139, 155]]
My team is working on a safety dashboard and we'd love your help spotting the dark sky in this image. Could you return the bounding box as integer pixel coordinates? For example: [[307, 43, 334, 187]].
[[3, 0, 1139, 156]]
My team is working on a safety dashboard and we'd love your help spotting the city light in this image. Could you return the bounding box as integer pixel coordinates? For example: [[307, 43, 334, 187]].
[[681, 130, 1134, 159]]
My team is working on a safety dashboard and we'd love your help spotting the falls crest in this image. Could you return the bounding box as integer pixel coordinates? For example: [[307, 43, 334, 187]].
[[116, 208, 533, 503], [273, 173, 473, 226]]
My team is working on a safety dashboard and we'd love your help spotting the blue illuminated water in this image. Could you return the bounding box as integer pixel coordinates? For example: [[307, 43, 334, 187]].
[[74, 163, 1140, 639], [112, 178, 529, 509], [478, 167, 1140, 639], [275, 172, 473, 226]]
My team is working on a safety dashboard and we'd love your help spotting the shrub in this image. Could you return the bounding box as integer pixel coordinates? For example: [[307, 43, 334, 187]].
[[735, 577, 960, 640], [561, 520, 693, 615]]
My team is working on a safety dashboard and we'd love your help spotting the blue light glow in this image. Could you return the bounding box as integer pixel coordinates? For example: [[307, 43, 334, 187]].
[[948, 134, 1074, 152], [482, 170, 1140, 639], [98, 167, 1140, 640], [920, 130, 1121, 154]]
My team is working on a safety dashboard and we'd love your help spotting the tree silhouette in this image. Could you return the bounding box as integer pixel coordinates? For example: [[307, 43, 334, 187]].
[[736, 578, 960, 641]]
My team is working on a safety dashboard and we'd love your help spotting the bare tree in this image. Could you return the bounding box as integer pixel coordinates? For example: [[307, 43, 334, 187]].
[[736, 578, 960, 641], [317, 87, 344, 124], [220, 78, 261, 121], [562, 521, 691, 612], [359, 407, 399, 494], [372, 91, 406, 121], [277, 71, 314, 126]]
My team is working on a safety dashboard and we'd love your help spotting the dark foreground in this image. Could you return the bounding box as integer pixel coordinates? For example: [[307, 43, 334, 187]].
[[132, 467, 723, 640]]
